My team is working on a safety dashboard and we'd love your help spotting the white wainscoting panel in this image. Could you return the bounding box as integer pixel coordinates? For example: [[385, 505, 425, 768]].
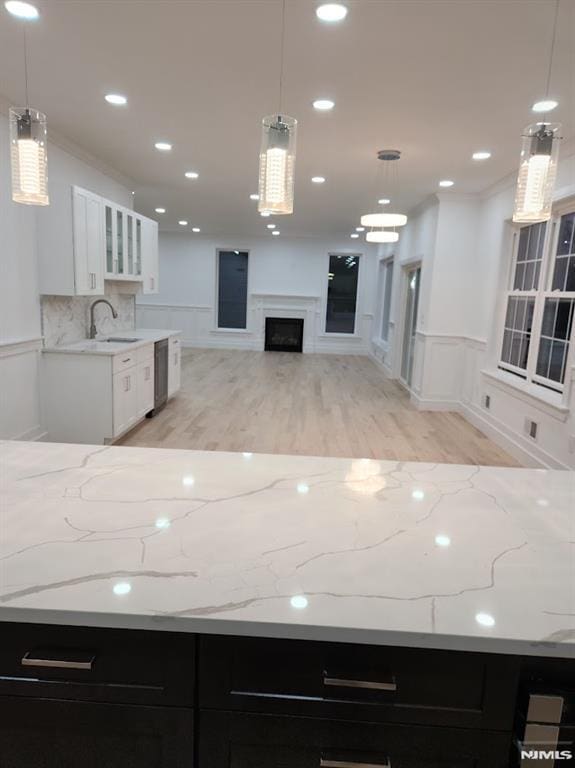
[[0, 337, 45, 440]]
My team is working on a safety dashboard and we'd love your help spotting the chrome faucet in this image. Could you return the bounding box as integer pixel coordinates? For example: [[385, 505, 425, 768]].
[[89, 299, 118, 339]]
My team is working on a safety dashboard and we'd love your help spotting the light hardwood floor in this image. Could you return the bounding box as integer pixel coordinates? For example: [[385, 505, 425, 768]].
[[119, 349, 519, 466]]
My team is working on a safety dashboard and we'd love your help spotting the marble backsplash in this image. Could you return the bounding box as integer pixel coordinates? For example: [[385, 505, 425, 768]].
[[41, 288, 136, 347]]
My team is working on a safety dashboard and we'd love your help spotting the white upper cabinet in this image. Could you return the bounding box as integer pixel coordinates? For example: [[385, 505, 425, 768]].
[[38, 185, 158, 296], [72, 187, 104, 295], [141, 217, 159, 294]]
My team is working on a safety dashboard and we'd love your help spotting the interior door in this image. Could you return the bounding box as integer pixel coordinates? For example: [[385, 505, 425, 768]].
[[400, 266, 421, 388]]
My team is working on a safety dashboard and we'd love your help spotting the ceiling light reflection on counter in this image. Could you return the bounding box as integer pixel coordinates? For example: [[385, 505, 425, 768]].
[[475, 612, 495, 628], [182, 475, 195, 486], [435, 534, 451, 547], [155, 518, 171, 530], [290, 595, 308, 609], [113, 582, 132, 596]]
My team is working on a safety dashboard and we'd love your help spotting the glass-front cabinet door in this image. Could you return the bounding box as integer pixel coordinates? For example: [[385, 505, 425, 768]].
[[116, 209, 125, 275], [105, 205, 114, 275], [127, 213, 134, 275], [136, 218, 142, 276]]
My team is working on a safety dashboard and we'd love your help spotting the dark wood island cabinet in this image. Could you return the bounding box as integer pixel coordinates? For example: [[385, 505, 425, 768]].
[[1, 623, 573, 767]]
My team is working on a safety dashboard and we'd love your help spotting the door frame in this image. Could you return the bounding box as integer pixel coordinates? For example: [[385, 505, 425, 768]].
[[397, 261, 422, 391]]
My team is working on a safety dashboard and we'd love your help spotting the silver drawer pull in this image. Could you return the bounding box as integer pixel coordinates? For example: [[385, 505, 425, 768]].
[[321, 760, 391, 768], [323, 675, 397, 692], [21, 651, 95, 671]]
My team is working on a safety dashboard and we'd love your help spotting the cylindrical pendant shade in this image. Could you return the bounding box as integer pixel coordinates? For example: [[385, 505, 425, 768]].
[[258, 114, 297, 215], [513, 122, 561, 224], [361, 213, 407, 228], [9, 107, 49, 206], [366, 230, 399, 243]]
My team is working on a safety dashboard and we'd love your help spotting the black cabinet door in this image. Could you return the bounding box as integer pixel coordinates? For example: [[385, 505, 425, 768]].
[[0, 695, 194, 768], [198, 711, 512, 768]]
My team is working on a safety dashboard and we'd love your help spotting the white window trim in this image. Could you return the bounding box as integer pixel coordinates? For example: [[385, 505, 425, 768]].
[[214, 248, 251, 332], [321, 251, 363, 337], [379, 256, 395, 346], [498, 204, 575, 401]]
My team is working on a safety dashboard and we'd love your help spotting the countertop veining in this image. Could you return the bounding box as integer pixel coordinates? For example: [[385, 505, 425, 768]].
[[0, 441, 573, 657]]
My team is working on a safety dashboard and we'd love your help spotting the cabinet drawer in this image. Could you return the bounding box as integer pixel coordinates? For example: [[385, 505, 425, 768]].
[[137, 343, 155, 363], [0, 695, 193, 768], [198, 711, 512, 768], [199, 636, 519, 730], [0, 623, 195, 707], [113, 352, 137, 374]]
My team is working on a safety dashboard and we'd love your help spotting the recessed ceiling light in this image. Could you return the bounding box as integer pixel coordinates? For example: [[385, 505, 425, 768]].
[[4, 1, 39, 19], [313, 98, 335, 111], [272, 230, 280, 236], [472, 151, 491, 161], [316, 3, 347, 22], [261, 211, 271, 217], [532, 99, 558, 113], [192, 227, 200, 233], [378, 198, 390, 205], [155, 207, 166, 214], [154, 141, 172, 151], [250, 193, 260, 201], [105, 93, 127, 106], [350, 233, 359, 239], [267, 223, 275, 229], [178, 220, 188, 226], [311, 176, 326, 184], [356, 226, 365, 232], [185, 171, 199, 179], [439, 179, 454, 188]]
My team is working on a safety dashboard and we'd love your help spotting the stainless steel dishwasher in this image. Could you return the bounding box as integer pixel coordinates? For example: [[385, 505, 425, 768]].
[[149, 338, 168, 416]]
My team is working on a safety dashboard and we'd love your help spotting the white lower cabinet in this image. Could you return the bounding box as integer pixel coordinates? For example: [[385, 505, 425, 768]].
[[112, 368, 138, 438], [168, 337, 181, 397], [137, 360, 155, 419], [42, 342, 160, 445]]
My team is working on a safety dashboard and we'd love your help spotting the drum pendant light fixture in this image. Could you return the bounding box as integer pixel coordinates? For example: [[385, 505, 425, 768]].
[[513, 0, 562, 223], [361, 150, 407, 241], [9, 20, 49, 206], [258, 0, 297, 215]]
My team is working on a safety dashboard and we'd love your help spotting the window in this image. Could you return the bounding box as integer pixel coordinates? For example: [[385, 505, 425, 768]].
[[499, 208, 575, 392], [217, 250, 248, 329], [326, 254, 360, 334], [380, 259, 394, 342]]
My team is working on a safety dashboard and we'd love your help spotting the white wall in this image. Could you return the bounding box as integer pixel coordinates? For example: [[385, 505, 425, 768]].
[[371, 149, 575, 469], [0, 111, 132, 440], [137, 233, 379, 354]]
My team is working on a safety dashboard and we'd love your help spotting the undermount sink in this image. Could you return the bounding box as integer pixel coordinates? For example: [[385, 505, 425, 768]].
[[103, 337, 141, 343]]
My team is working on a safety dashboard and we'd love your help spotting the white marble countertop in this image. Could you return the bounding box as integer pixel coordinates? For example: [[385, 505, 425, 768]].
[[42, 329, 181, 356], [1, 441, 573, 658]]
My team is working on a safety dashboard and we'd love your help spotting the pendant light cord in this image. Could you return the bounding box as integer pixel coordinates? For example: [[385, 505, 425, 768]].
[[544, 0, 560, 99], [23, 25, 29, 107], [278, 0, 286, 116]]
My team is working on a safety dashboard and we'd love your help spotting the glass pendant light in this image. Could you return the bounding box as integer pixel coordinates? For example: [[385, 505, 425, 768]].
[[10, 107, 49, 205], [258, 0, 297, 216], [513, 122, 561, 223], [513, 0, 562, 224], [9, 19, 49, 205], [361, 150, 407, 242]]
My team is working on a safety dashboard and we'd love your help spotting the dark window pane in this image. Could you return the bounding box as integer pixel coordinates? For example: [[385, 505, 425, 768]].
[[510, 332, 522, 367], [501, 329, 512, 363], [534, 261, 541, 290], [326, 254, 360, 334], [555, 300, 573, 339], [557, 212, 574, 256], [548, 341, 567, 382], [566, 256, 575, 291], [505, 297, 516, 328], [515, 299, 526, 331], [536, 337, 552, 377], [526, 223, 541, 261], [519, 334, 531, 369], [536, 222, 546, 259], [514, 262, 525, 290], [524, 299, 535, 332], [218, 250, 248, 329], [552, 256, 568, 291], [517, 228, 529, 262], [524, 261, 534, 290], [541, 300, 557, 337]]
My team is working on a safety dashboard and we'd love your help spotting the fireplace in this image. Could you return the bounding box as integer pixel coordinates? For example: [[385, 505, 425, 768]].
[[265, 317, 304, 353]]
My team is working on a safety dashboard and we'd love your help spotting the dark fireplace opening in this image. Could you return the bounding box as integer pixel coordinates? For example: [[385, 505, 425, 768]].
[[265, 317, 304, 353]]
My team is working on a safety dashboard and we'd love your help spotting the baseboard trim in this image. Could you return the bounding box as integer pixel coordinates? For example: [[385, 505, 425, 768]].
[[460, 402, 571, 470]]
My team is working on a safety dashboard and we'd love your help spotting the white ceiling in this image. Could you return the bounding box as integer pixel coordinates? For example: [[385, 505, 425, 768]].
[[1, 0, 573, 237]]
